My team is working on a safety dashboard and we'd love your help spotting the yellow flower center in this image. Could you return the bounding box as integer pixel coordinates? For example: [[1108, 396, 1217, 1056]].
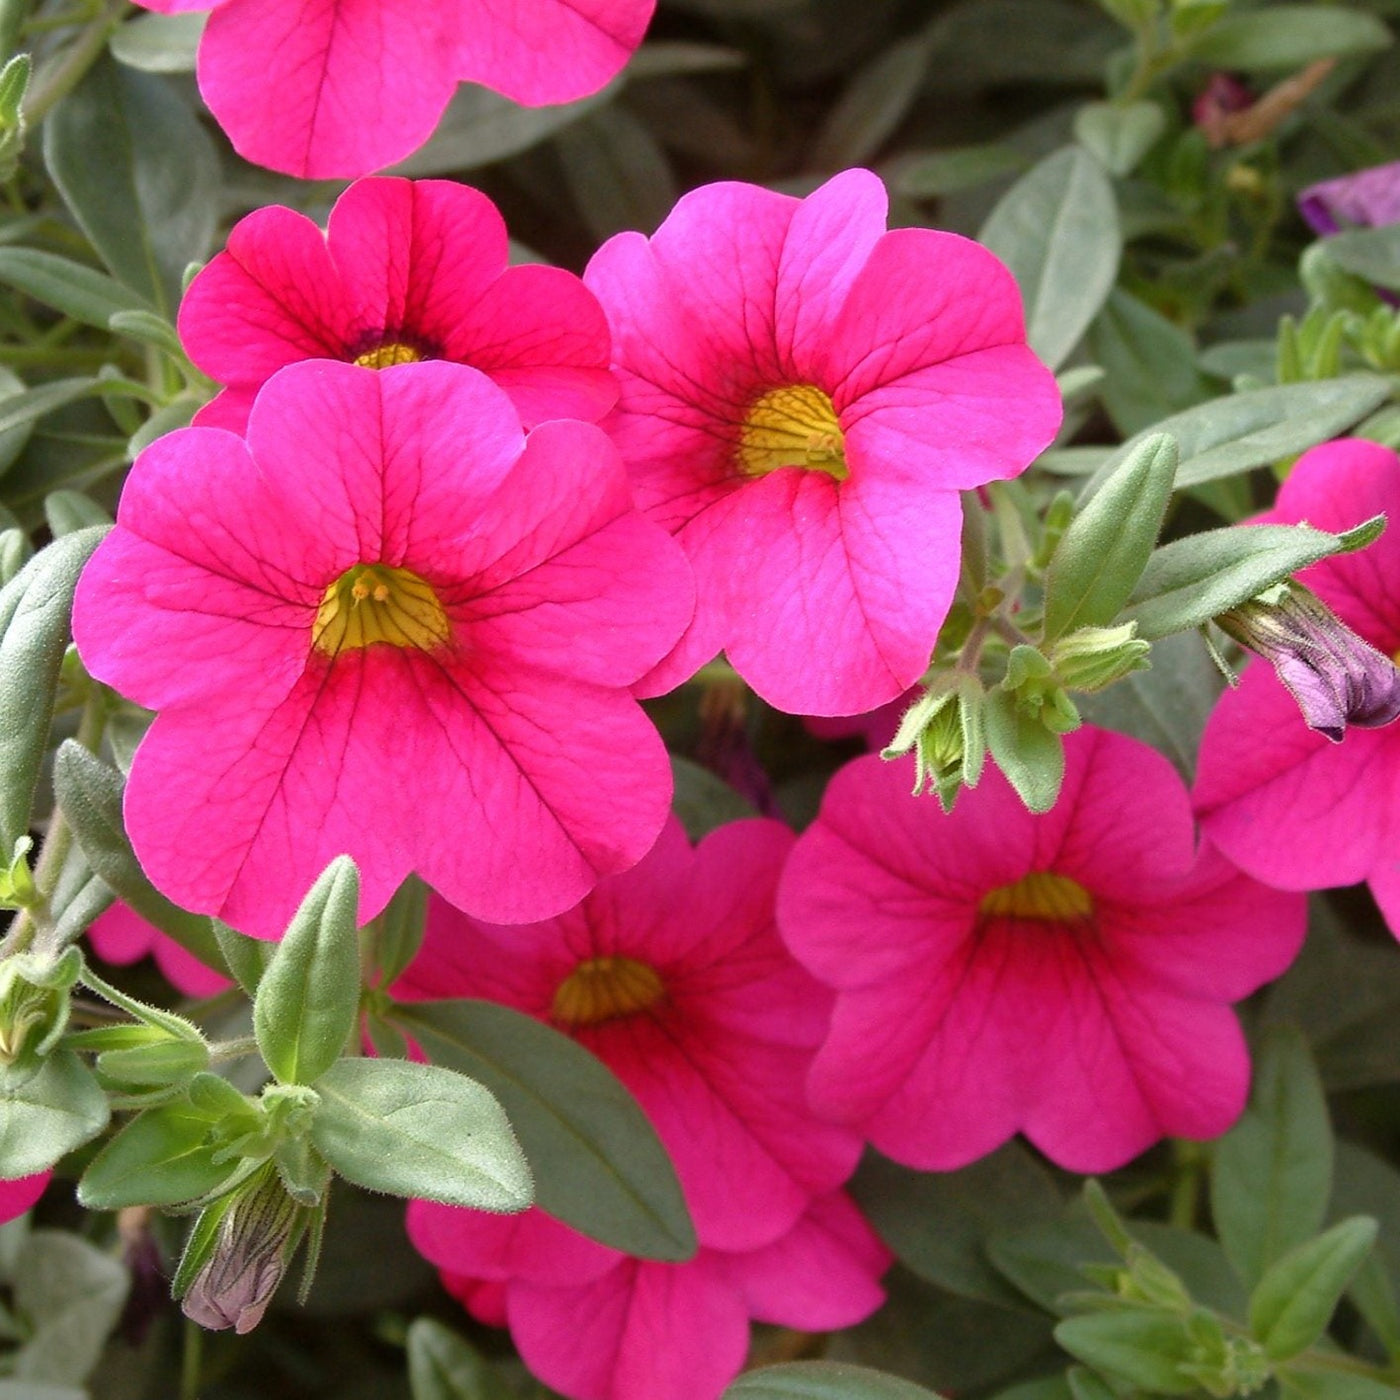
[[311, 564, 450, 658], [979, 870, 1094, 922], [353, 341, 425, 370], [736, 384, 848, 481], [551, 956, 666, 1029]]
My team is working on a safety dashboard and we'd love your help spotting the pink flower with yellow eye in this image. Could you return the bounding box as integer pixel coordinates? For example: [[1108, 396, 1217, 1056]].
[[127, 0, 656, 178], [72, 359, 693, 939], [584, 168, 1061, 716], [778, 728, 1307, 1172], [179, 178, 616, 436]]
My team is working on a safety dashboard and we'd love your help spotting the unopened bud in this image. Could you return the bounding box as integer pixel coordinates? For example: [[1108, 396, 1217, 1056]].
[[1048, 623, 1152, 693], [0, 947, 79, 1081], [1217, 582, 1400, 741], [181, 1165, 308, 1335]]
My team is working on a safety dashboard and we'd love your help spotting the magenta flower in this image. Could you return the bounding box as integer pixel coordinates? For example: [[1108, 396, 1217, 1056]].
[[1196, 439, 1400, 933], [0, 1173, 49, 1222], [778, 729, 1306, 1173], [129, 0, 656, 178], [396, 815, 863, 1251], [584, 169, 1061, 716], [411, 1192, 889, 1400], [87, 905, 231, 998], [72, 360, 693, 939], [180, 178, 616, 436]]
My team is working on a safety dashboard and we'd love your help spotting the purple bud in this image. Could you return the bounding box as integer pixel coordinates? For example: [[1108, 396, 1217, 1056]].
[[1217, 584, 1400, 742], [1298, 160, 1400, 237], [181, 1168, 302, 1335]]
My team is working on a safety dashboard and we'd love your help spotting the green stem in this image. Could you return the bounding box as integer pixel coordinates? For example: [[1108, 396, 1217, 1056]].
[[180, 1315, 203, 1400], [208, 1035, 260, 1065], [23, 0, 128, 126], [1168, 1139, 1202, 1229]]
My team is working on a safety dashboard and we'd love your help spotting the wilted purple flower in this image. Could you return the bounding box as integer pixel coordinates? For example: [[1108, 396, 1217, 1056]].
[[1217, 581, 1400, 741], [1299, 160, 1400, 236]]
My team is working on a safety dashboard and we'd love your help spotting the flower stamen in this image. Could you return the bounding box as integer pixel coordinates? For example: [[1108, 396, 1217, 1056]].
[[552, 956, 666, 1028], [737, 384, 848, 481], [979, 870, 1094, 923], [352, 340, 425, 369], [312, 564, 450, 657]]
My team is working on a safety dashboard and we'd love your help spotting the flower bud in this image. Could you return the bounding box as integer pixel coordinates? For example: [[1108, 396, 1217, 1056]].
[[180, 1164, 309, 1334], [1217, 582, 1400, 741], [882, 675, 987, 809], [0, 946, 79, 1083], [1047, 623, 1152, 694]]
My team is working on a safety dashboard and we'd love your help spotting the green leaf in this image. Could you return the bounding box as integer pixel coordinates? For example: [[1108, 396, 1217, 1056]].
[[78, 1099, 230, 1210], [1074, 100, 1165, 176], [555, 106, 677, 242], [1321, 225, 1400, 293], [0, 370, 35, 483], [670, 756, 756, 840], [371, 876, 428, 988], [891, 144, 1026, 199], [212, 920, 272, 998], [0, 529, 106, 854], [0, 378, 106, 457], [724, 1361, 948, 1398], [1278, 1372, 1400, 1400], [43, 55, 218, 312], [393, 1000, 695, 1260], [1053, 1311, 1196, 1395], [44, 490, 109, 538], [392, 84, 610, 176], [53, 742, 225, 972], [0, 1050, 108, 1178], [10, 1229, 128, 1387], [1044, 433, 1176, 640], [1121, 520, 1379, 639], [254, 856, 361, 1087], [851, 1142, 1061, 1306], [1330, 1141, 1400, 1353], [983, 690, 1065, 813], [1187, 6, 1391, 70], [989, 1380, 1073, 1400], [1211, 1025, 1333, 1291], [108, 10, 205, 72], [980, 146, 1121, 371], [1082, 377, 1393, 499], [0, 247, 152, 329], [811, 32, 933, 171], [1248, 1216, 1379, 1360], [407, 1318, 505, 1400], [1086, 289, 1206, 437], [310, 1057, 531, 1211]]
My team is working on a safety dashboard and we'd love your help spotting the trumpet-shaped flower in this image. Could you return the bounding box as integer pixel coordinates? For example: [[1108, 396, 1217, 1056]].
[[72, 360, 693, 939], [397, 815, 862, 1251], [584, 168, 1061, 716], [412, 1192, 889, 1400], [129, 0, 656, 178], [87, 904, 231, 998], [778, 729, 1306, 1172], [180, 178, 616, 435], [400, 813, 885, 1398], [1196, 439, 1400, 933]]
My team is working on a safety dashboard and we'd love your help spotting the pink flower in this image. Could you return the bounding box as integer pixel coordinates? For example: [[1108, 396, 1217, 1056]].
[[72, 360, 693, 939], [1299, 160, 1400, 235], [396, 816, 862, 1251], [1195, 439, 1400, 932], [778, 728, 1306, 1172], [86, 904, 231, 998], [399, 814, 887, 1399], [0, 1172, 49, 1222], [412, 1192, 889, 1400], [180, 178, 616, 436], [584, 168, 1061, 716], [129, 0, 656, 179]]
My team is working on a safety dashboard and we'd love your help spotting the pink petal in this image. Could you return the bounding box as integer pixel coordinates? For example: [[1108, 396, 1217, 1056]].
[[407, 1202, 619, 1287], [1270, 439, 1400, 652], [191, 387, 257, 434], [131, 0, 224, 10], [87, 904, 231, 998], [198, 0, 458, 178], [730, 1192, 890, 1330], [178, 206, 351, 389], [0, 1173, 50, 1222], [508, 1252, 748, 1400], [454, 419, 695, 689], [454, 0, 657, 107], [1195, 663, 1397, 891], [324, 178, 507, 353]]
